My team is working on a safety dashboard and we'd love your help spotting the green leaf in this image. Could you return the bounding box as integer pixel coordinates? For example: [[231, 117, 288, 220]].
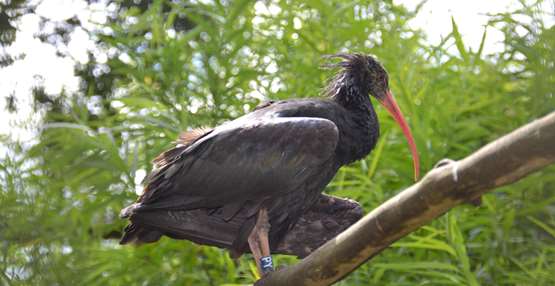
[[451, 16, 469, 62], [527, 216, 555, 238]]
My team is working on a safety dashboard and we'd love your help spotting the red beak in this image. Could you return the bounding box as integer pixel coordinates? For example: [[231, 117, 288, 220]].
[[378, 90, 420, 181]]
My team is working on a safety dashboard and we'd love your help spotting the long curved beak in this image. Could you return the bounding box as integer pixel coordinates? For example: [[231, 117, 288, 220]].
[[378, 90, 420, 181]]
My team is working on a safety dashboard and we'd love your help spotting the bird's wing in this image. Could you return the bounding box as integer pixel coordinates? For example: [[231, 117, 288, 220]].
[[133, 116, 339, 216]]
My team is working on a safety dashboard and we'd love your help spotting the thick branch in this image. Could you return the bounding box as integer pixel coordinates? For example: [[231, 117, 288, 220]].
[[257, 112, 555, 286]]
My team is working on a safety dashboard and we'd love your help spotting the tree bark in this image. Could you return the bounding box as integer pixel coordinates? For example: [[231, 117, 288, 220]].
[[256, 112, 555, 286]]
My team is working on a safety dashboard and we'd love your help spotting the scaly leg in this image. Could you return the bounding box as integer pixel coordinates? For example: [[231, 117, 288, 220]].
[[248, 208, 274, 276]]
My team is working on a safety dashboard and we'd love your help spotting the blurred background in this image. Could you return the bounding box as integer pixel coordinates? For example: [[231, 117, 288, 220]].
[[1, 0, 555, 285]]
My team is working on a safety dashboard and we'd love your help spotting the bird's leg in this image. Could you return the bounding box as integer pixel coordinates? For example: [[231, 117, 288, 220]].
[[434, 158, 482, 206], [248, 208, 274, 276]]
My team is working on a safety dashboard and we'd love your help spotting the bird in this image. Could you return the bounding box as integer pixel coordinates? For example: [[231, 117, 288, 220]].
[[119, 53, 419, 276]]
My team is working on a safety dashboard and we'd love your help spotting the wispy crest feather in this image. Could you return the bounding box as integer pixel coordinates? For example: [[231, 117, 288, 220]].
[[322, 53, 370, 98]]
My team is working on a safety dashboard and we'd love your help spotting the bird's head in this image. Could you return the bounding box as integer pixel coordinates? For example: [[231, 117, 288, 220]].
[[325, 53, 420, 180]]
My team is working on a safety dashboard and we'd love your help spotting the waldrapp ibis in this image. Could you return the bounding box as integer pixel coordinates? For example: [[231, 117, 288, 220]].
[[119, 53, 420, 276]]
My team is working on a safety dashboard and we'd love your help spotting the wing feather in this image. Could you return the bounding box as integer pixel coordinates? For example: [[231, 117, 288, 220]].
[[134, 117, 339, 213]]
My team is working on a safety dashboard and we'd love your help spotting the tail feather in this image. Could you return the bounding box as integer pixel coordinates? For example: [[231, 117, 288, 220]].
[[117, 194, 364, 258]]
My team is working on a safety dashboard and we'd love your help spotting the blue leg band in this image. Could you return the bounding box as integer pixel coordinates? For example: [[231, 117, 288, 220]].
[[260, 255, 274, 273]]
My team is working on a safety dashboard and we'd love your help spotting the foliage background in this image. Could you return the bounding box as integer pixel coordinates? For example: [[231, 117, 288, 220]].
[[1, 0, 555, 285]]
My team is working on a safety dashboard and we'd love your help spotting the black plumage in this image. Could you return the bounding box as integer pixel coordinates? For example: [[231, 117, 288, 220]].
[[120, 54, 419, 266]]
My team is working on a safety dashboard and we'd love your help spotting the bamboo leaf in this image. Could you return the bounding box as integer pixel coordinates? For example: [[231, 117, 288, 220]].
[[451, 17, 469, 62]]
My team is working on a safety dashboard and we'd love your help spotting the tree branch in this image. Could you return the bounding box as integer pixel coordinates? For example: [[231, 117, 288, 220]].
[[256, 112, 555, 286]]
